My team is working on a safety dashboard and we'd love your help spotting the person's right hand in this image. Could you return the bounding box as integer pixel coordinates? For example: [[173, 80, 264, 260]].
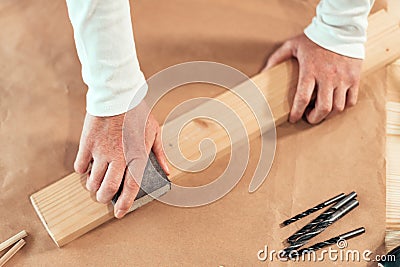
[[74, 100, 169, 219]]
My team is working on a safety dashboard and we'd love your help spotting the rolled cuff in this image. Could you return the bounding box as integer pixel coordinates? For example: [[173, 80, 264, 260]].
[[86, 74, 148, 117], [304, 23, 365, 59]]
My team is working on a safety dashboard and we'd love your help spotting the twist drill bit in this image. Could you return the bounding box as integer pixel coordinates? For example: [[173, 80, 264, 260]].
[[280, 193, 346, 227], [286, 191, 357, 244], [295, 227, 365, 256], [283, 199, 359, 256]]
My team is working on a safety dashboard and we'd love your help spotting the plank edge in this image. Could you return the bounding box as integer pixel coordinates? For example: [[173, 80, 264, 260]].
[[30, 195, 61, 248]]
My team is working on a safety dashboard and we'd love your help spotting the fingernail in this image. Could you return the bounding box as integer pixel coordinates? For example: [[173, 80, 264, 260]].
[[96, 193, 107, 204], [86, 180, 92, 191], [115, 210, 125, 219]]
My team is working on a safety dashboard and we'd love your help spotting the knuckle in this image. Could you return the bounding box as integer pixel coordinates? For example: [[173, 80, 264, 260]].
[[89, 171, 102, 182], [74, 161, 86, 173], [153, 118, 160, 128], [307, 118, 318, 125], [145, 140, 153, 152], [348, 99, 357, 107], [348, 72, 360, 83], [87, 177, 101, 191], [73, 162, 81, 172], [319, 103, 332, 114], [112, 159, 127, 170], [104, 180, 121, 195], [153, 143, 163, 153], [284, 40, 292, 48], [290, 111, 301, 122], [348, 76, 357, 84], [125, 177, 140, 191], [328, 67, 339, 76], [296, 92, 310, 104], [119, 200, 134, 212], [352, 84, 360, 93], [333, 103, 345, 112]]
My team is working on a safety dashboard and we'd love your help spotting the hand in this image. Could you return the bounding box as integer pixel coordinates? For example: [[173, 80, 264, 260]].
[[74, 100, 169, 219], [264, 34, 362, 124]]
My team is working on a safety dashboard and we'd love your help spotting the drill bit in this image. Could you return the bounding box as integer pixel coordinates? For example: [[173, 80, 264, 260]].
[[295, 227, 365, 256], [283, 199, 359, 256], [286, 191, 357, 244], [280, 193, 346, 227]]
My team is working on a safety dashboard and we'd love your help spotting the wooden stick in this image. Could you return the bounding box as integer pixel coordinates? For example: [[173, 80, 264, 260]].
[[0, 231, 27, 253], [30, 10, 400, 247], [0, 239, 26, 267]]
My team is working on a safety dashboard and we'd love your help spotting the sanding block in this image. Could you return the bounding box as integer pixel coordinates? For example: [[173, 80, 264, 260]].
[[112, 151, 171, 212], [30, 151, 170, 247]]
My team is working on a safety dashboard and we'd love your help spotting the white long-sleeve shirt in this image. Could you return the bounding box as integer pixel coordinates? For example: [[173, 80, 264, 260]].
[[66, 0, 374, 117], [66, 0, 147, 116]]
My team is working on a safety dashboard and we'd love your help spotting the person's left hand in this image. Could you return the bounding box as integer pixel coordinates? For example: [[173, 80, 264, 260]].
[[264, 33, 363, 124]]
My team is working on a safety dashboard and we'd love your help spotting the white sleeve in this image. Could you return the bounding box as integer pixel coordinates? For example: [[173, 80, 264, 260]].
[[304, 0, 375, 59], [65, 0, 147, 117]]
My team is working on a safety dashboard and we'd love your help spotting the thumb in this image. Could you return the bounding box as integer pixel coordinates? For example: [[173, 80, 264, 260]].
[[263, 41, 294, 71], [152, 130, 170, 175]]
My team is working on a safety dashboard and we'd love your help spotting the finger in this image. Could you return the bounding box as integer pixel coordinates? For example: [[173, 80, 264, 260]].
[[346, 84, 360, 107], [306, 83, 334, 124], [96, 161, 125, 203], [113, 170, 140, 219], [86, 158, 108, 192], [74, 145, 92, 174], [264, 41, 294, 70], [153, 129, 170, 175], [289, 74, 315, 123], [144, 122, 157, 155], [328, 87, 348, 118]]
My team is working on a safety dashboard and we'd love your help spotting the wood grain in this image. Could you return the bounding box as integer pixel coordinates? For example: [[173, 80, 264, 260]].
[[30, 10, 400, 247]]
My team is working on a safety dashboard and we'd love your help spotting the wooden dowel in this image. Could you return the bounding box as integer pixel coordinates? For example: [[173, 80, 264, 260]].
[[0, 231, 27, 253], [0, 239, 26, 267]]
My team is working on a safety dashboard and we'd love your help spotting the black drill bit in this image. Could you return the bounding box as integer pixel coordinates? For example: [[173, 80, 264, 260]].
[[286, 191, 357, 244], [280, 193, 346, 227], [295, 227, 366, 256], [283, 199, 359, 256]]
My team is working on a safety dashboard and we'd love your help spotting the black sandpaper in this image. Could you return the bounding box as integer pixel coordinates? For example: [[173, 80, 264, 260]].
[[112, 151, 171, 212]]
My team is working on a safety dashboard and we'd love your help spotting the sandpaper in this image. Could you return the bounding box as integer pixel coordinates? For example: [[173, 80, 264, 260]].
[[112, 151, 171, 211], [0, 0, 388, 266]]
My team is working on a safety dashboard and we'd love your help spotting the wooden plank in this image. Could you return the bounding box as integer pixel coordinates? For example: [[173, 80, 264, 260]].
[[30, 10, 400, 247]]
